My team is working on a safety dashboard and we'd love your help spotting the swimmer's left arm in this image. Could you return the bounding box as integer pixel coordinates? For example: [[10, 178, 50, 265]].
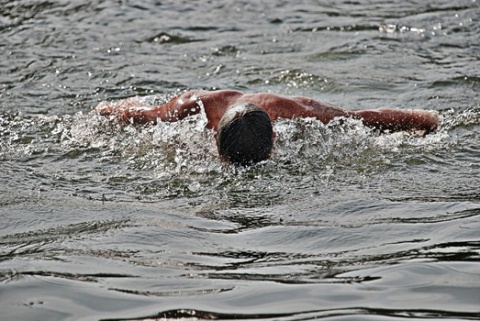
[[353, 108, 440, 134]]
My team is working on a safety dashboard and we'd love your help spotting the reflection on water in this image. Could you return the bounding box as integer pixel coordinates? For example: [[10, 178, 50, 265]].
[[1, 0, 480, 320]]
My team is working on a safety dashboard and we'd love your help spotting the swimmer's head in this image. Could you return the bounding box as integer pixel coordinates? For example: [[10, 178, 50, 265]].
[[216, 103, 274, 166]]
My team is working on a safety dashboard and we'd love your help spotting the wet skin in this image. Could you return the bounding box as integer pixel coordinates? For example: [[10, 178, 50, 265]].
[[96, 89, 439, 134]]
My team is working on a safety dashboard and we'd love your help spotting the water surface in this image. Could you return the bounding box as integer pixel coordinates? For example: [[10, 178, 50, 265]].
[[1, 1, 479, 320]]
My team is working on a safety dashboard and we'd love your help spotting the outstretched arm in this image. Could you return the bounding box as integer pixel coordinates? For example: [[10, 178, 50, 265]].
[[353, 108, 439, 134], [239, 93, 439, 134], [262, 95, 439, 134], [95, 91, 204, 124]]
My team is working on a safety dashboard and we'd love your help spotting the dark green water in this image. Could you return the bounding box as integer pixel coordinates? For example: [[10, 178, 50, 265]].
[[1, 1, 479, 320]]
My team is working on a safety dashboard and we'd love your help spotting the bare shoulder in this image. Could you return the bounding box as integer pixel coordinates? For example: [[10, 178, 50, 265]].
[[173, 89, 243, 105], [200, 89, 244, 100]]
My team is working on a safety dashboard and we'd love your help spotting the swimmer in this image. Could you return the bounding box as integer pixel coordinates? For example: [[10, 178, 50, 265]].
[[96, 89, 439, 166]]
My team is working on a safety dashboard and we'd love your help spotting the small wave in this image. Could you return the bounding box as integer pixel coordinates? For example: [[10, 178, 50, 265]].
[[441, 106, 480, 130], [144, 32, 201, 44]]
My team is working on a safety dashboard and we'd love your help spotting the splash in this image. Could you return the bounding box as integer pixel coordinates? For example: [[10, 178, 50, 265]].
[[1, 107, 456, 172], [2, 105, 472, 206], [440, 106, 480, 130]]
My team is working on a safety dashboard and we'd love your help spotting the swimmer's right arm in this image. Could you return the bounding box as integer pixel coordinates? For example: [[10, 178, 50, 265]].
[[95, 97, 158, 124], [95, 91, 204, 124]]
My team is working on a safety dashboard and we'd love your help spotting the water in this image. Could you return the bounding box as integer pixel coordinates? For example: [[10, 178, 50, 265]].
[[1, 1, 480, 320]]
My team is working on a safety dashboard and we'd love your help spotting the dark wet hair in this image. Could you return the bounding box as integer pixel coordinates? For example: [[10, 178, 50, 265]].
[[216, 103, 273, 166]]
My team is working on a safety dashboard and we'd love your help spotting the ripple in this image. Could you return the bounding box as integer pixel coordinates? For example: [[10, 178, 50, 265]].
[[1, 1, 479, 320]]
